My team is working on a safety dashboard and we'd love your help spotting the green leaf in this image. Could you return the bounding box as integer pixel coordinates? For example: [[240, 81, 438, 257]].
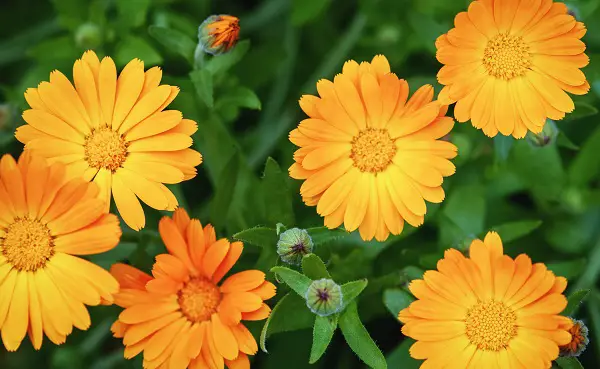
[[261, 158, 295, 226], [338, 302, 387, 369], [490, 220, 542, 243], [292, 0, 332, 25], [209, 152, 239, 229], [306, 227, 349, 246], [260, 293, 315, 353], [205, 40, 250, 75], [564, 102, 599, 121], [219, 86, 262, 110], [340, 279, 368, 310], [555, 357, 584, 369], [302, 254, 330, 280], [442, 184, 486, 236], [116, 0, 150, 28], [562, 289, 590, 317], [547, 259, 587, 279], [494, 135, 514, 162], [511, 140, 565, 199], [190, 69, 214, 108], [383, 289, 414, 317], [386, 338, 421, 369], [148, 25, 196, 64], [309, 314, 338, 364], [556, 132, 579, 151], [115, 35, 163, 67], [233, 226, 277, 248], [87, 242, 137, 270], [271, 266, 312, 297], [569, 123, 600, 186]]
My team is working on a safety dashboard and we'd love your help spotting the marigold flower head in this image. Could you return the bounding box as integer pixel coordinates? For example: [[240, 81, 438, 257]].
[[399, 231, 573, 368], [199, 15, 240, 55], [289, 55, 457, 242], [110, 208, 276, 369], [560, 318, 589, 357], [16, 50, 202, 231], [277, 227, 313, 265], [436, 0, 589, 138], [0, 152, 121, 351]]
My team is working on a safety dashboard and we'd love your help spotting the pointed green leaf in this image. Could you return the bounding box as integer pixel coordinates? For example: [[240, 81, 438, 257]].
[[306, 227, 349, 246], [233, 227, 277, 248], [309, 314, 338, 364], [383, 289, 414, 317], [555, 357, 584, 369], [490, 220, 542, 243], [261, 157, 295, 226], [190, 69, 214, 108], [494, 135, 513, 162], [562, 289, 590, 317], [557, 132, 579, 151], [302, 254, 330, 280], [219, 86, 261, 110], [338, 302, 387, 369], [260, 293, 315, 353], [271, 266, 312, 296], [292, 0, 332, 25], [115, 35, 162, 67], [564, 101, 598, 122], [442, 185, 486, 236], [209, 152, 239, 229], [148, 25, 195, 64], [512, 141, 565, 199], [340, 279, 368, 310]]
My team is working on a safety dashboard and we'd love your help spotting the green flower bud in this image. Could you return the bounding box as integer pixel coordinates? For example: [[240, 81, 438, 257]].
[[75, 23, 102, 50], [305, 278, 343, 317], [560, 318, 589, 358], [526, 119, 558, 147], [277, 228, 313, 265]]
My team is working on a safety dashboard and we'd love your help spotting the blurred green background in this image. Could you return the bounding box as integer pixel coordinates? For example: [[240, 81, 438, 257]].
[[1, 0, 600, 368]]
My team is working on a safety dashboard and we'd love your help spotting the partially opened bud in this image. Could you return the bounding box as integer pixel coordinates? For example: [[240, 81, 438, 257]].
[[305, 278, 343, 317], [527, 119, 558, 147], [277, 228, 313, 265], [560, 318, 589, 357], [198, 15, 240, 55]]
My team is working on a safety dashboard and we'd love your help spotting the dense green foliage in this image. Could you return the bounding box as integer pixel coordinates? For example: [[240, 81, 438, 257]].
[[1, 0, 600, 368]]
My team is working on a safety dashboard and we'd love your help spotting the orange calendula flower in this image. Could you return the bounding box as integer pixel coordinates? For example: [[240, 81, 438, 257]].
[[110, 208, 276, 369], [436, 0, 589, 138], [289, 55, 457, 242], [0, 152, 121, 351], [399, 231, 574, 368], [16, 50, 202, 231], [199, 15, 240, 55]]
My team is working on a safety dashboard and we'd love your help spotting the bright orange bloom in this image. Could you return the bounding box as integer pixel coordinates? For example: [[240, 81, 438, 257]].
[[199, 15, 240, 55], [289, 55, 457, 242], [16, 50, 202, 231], [0, 152, 120, 351], [437, 0, 589, 138], [399, 231, 573, 368], [110, 208, 276, 369]]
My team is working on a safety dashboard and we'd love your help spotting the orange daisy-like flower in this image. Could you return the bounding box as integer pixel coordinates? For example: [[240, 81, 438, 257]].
[[289, 55, 457, 242], [16, 50, 202, 231], [399, 231, 574, 368], [0, 152, 120, 351], [437, 0, 589, 138], [110, 208, 276, 369]]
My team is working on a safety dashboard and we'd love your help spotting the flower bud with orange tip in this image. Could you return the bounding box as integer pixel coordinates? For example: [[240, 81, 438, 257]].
[[198, 15, 240, 55]]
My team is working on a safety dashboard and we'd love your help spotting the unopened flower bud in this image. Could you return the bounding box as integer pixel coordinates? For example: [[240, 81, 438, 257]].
[[75, 23, 102, 50], [527, 119, 557, 147], [277, 228, 313, 265], [305, 278, 343, 317], [198, 15, 240, 56], [560, 318, 589, 357]]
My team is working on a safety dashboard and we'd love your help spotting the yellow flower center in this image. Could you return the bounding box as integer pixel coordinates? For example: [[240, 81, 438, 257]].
[[350, 128, 397, 173], [465, 300, 517, 351], [178, 278, 221, 322], [1, 217, 54, 272], [84, 126, 128, 172], [483, 33, 531, 80]]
